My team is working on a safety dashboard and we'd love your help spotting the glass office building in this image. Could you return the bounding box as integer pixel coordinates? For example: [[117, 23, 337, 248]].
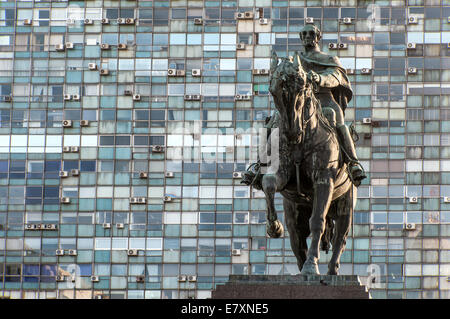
[[0, 0, 449, 299]]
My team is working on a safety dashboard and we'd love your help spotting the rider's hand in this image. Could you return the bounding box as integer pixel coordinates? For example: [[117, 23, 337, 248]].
[[307, 70, 321, 84]]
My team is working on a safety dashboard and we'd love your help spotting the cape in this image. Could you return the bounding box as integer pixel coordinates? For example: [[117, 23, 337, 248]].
[[300, 52, 353, 113]]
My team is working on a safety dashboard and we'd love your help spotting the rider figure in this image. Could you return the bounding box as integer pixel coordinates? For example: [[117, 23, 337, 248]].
[[299, 24, 366, 186]]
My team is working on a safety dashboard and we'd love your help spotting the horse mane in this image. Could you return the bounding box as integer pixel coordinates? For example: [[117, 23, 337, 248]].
[[298, 83, 335, 135]]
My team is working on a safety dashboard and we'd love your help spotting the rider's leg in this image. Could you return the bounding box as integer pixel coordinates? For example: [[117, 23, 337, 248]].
[[328, 105, 367, 186]]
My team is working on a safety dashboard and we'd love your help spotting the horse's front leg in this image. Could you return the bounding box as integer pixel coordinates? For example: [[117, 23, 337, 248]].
[[261, 173, 285, 238], [301, 172, 334, 275]]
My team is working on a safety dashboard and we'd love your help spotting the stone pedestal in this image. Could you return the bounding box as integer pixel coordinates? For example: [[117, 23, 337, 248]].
[[212, 275, 370, 299]]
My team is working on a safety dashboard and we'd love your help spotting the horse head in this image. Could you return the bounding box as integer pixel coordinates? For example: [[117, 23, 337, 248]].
[[269, 50, 307, 103]]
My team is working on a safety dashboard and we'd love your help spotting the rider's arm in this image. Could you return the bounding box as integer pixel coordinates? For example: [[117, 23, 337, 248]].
[[317, 67, 343, 88]]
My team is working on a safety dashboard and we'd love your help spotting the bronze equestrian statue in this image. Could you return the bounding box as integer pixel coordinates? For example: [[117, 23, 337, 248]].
[[242, 25, 366, 275]]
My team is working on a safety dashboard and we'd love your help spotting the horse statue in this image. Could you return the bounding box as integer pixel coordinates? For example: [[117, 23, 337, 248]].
[[241, 51, 357, 275]]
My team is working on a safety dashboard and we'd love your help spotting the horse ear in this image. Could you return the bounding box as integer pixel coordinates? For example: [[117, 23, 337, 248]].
[[270, 50, 278, 73]]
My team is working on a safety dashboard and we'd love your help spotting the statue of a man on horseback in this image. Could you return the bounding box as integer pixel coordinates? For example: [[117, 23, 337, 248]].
[[241, 25, 366, 276]]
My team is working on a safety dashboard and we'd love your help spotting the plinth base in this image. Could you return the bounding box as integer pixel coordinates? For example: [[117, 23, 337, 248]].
[[212, 275, 370, 299]]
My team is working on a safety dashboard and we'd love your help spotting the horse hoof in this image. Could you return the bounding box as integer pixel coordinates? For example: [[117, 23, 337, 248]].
[[267, 220, 284, 238], [327, 263, 339, 275], [300, 258, 320, 275]]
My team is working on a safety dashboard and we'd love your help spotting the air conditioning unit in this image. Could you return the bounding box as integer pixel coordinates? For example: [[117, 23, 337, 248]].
[[128, 249, 139, 256], [233, 172, 243, 178], [91, 276, 99, 282], [409, 196, 418, 203], [192, 69, 201, 77], [56, 44, 65, 51], [59, 171, 69, 178], [346, 69, 355, 75], [117, 18, 126, 24], [244, 11, 254, 19], [188, 275, 197, 282], [35, 224, 43, 230], [62, 120, 73, 128], [25, 224, 37, 230], [100, 69, 109, 75], [237, 43, 246, 50], [116, 223, 124, 229], [23, 19, 32, 25], [123, 90, 133, 96], [136, 275, 145, 283], [361, 68, 371, 74], [65, 42, 74, 49], [44, 224, 57, 230], [305, 17, 314, 24], [132, 94, 141, 101], [80, 120, 89, 127], [3, 96, 12, 102], [152, 145, 164, 153], [362, 118, 372, 124], [88, 63, 97, 70], [72, 94, 80, 101], [165, 172, 174, 178], [259, 18, 269, 25], [56, 275, 65, 282], [408, 16, 418, 24], [408, 67, 417, 74], [62, 146, 71, 153], [328, 43, 338, 49], [130, 197, 146, 204], [70, 169, 80, 176], [163, 196, 173, 202], [236, 12, 254, 19], [67, 19, 75, 25], [235, 94, 251, 101], [178, 275, 187, 282], [232, 249, 241, 256], [444, 196, 450, 203], [68, 249, 77, 256], [168, 68, 177, 76], [259, 69, 269, 75], [84, 19, 93, 25], [342, 17, 353, 24], [70, 146, 79, 153], [194, 18, 203, 25], [404, 223, 416, 230], [101, 18, 110, 24], [125, 18, 135, 25], [118, 43, 127, 50], [139, 172, 148, 179], [102, 223, 111, 229], [407, 42, 416, 49], [64, 94, 72, 101], [100, 43, 110, 50], [56, 249, 65, 256], [191, 94, 201, 101], [61, 197, 71, 204], [176, 70, 186, 76], [338, 43, 348, 49]]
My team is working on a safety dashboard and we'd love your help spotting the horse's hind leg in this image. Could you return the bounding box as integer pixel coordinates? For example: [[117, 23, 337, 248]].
[[328, 185, 355, 275], [284, 198, 310, 272]]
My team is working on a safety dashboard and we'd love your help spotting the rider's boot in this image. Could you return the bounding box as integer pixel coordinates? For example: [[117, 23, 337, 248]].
[[336, 124, 367, 186]]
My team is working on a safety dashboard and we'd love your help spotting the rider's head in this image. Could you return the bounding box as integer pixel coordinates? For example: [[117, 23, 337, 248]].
[[299, 25, 321, 48]]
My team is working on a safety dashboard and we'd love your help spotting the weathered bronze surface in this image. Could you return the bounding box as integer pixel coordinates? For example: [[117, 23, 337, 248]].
[[242, 26, 366, 276]]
